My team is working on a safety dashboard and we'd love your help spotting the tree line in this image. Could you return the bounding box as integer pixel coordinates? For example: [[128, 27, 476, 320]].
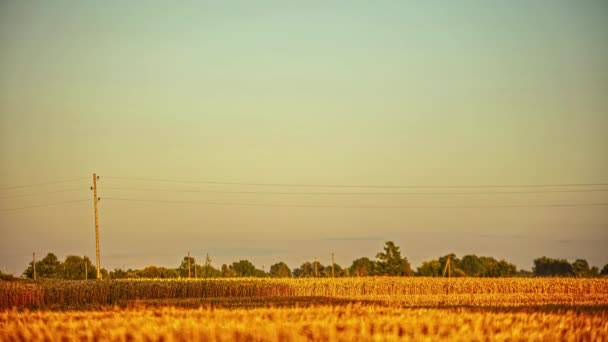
[[11, 241, 608, 280]]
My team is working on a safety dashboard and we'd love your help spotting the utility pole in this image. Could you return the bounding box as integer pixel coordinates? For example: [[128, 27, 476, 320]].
[[332, 253, 335, 277], [33, 253, 36, 281], [314, 256, 318, 277], [442, 256, 451, 278], [91, 173, 101, 279], [84, 256, 88, 280], [194, 256, 197, 278], [188, 251, 191, 278]]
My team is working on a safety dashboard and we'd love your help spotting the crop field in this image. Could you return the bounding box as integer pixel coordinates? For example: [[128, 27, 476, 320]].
[[1, 278, 608, 341]]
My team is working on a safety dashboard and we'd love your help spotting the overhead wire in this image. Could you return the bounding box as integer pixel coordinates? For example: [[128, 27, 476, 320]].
[[103, 176, 608, 189], [100, 186, 608, 196], [0, 199, 90, 212], [0, 188, 85, 200], [0, 177, 89, 191], [102, 197, 608, 209]]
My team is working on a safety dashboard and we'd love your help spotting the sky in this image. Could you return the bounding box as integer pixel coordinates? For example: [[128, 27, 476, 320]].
[[0, 1, 607, 275]]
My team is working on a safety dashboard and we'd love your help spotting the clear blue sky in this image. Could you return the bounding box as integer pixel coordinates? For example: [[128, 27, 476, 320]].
[[1, 1, 607, 275]]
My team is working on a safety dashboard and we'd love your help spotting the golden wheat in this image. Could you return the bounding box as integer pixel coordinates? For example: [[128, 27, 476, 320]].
[[2, 277, 608, 309], [1, 305, 606, 341]]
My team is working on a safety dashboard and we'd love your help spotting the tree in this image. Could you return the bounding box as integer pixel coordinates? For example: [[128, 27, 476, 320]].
[[460, 255, 486, 277], [533, 257, 574, 277], [601, 264, 608, 276], [23, 253, 62, 279], [199, 254, 220, 278], [231, 260, 259, 277], [177, 256, 196, 278], [376, 241, 413, 276], [572, 259, 591, 278], [269, 262, 291, 278], [62, 255, 95, 280], [416, 260, 442, 277], [293, 262, 314, 277], [350, 257, 375, 277], [438, 254, 464, 277], [0, 270, 15, 281], [323, 263, 345, 277], [220, 264, 236, 277]]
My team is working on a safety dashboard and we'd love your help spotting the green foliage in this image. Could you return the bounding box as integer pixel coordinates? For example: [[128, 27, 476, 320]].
[[350, 257, 376, 277], [0, 270, 15, 281], [230, 260, 265, 277], [269, 262, 291, 278], [601, 264, 608, 276], [23, 253, 62, 279], [375, 241, 413, 276], [293, 262, 315, 277], [533, 257, 574, 277], [416, 260, 442, 276], [62, 255, 96, 280]]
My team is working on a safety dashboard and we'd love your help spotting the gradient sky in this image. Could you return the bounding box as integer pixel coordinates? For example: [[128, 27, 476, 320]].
[[1, 1, 607, 275]]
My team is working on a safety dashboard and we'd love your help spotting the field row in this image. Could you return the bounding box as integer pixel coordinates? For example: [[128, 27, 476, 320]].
[[2, 305, 606, 341], [2, 278, 608, 309]]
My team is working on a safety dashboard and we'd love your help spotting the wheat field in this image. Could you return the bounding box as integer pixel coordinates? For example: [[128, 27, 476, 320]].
[[1, 278, 608, 341]]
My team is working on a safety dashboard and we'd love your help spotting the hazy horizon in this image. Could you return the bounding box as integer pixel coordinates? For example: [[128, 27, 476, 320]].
[[1, 1, 607, 275]]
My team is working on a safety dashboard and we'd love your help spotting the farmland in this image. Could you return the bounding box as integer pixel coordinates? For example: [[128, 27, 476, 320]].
[[1, 278, 608, 341]]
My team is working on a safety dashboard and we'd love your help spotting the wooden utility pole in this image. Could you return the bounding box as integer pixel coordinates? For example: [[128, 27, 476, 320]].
[[194, 256, 197, 278], [442, 256, 451, 278], [84, 256, 88, 280], [92, 173, 101, 279], [332, 253, 335, 277], [33, 253, 36, 281], [188, 251, 191, 278], [314, 256, 318, 277]]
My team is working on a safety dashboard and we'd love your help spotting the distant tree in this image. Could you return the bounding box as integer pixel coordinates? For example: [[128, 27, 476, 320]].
[[231, 260, 260, 277], [177, 256, 196, 278], [0, 270, 15, 281], [220, 264, 236, 277], [322, 263, 345, 277], [572, 259, 591, 278], [460, 255, 486, 277], [109, 268, 129, 279], [62, 255, 95, 280], [438, 254, 464, 277], [199, 254, 220, 278], [601, 264, 608, 276], [489, 260, 518, 277], [416, 260, 442, 277], [350, 257, 375, 277], [533, 257, 574, 277], [376, 241, 413, 276], [23, 253, 62, 279], [269, 262, 291, 278], [293, 262, 314, 277]]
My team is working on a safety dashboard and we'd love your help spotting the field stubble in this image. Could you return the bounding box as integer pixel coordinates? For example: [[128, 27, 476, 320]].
[[1, 277, 607, 341]]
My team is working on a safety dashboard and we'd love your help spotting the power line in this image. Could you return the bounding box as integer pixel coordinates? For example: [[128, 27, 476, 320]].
[[101, 186, 608, 196], [103, 197, 608, 209], [103, 176, 608, 189], [0, 188, 84, 200], [0, 178, 88, 191], [0, 199, 90, 212]]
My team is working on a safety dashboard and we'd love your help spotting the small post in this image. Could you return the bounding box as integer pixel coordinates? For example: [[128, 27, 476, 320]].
[[33, 253, 36, 281], [314, 256, 318, 277], [332, 253, 335, 277], [188, 251, 191, 278]]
